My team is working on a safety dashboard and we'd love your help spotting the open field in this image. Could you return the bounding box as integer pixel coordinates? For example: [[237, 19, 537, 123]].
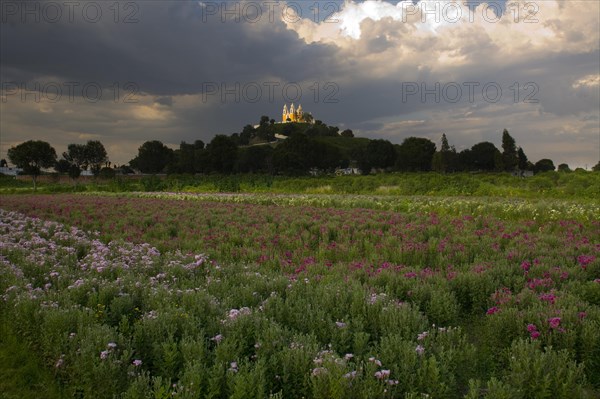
[[1, 191, 599, 398], [2, 171, 600, 200]]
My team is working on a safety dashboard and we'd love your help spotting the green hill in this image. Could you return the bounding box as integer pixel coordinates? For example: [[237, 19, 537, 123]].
[[313, 136, 370, 158]]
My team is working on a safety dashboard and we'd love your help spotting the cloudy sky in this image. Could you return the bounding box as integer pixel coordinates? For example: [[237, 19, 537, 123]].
[[1, 0, 599, 168]]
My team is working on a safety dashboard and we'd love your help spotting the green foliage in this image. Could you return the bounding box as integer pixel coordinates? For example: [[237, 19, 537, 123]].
[[501, 129, 518, 172], [502, 339, 586, 398], [7, 140, 57, 189], [396, 137, 436, 172], [1, 188, 599, 397], [130, 141, 174, 174], [534, 159, 556, 173], [141, 175, 165, 192]]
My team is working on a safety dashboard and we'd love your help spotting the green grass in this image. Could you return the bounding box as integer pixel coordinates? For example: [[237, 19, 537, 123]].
[[2, 171, 599, 199], [0, 316, 64, 399]]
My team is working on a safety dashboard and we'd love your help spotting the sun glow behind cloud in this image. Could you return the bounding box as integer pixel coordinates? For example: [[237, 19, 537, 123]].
[[281, 0, 599, 168]]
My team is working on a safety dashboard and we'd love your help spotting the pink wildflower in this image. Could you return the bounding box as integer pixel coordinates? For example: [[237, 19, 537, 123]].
[[415, 345, 425, 356], [368, 357, 382, 366], [375, 370, 391, 379], [548, 317, 561, 329], [343, 371, 357, 379], [577, 255, 596, 268], [486, 306, 500, 315]]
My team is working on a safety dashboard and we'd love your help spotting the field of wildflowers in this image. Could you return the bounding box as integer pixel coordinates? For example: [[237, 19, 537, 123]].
[[1, 193, 599, 398]]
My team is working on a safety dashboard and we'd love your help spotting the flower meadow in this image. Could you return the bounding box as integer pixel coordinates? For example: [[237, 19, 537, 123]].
[[1, 193, 599, 398]]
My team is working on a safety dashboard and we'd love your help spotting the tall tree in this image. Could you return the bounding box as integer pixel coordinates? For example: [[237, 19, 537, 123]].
[[256, 116, 275, 142], [302, 112, 314, 124], [175, 140, 204, 173], [395, 137, 436, 171], [7, 140, 57, 189], [273, 133, 314, 175], [63, 144, 87, 171], [55, 159, 71, 174], [239, 125, 255, 144], [469, 142, 501, 171], [237, 145, 273, 174], [368, 139, 396, 170], [55, 158, 82, 182], [517, 147, 530, 170], [557, 163, 571, 172], [501, 129, 518, 171], [207, 135, 238, 174], [431, 133, 456, 173], [129, 141, 174, 174], [85, 140, 108, 176], [534, 159, 555, 173]]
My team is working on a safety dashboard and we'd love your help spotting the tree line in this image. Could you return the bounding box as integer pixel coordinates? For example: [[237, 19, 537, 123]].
[[4, 115, 599, 188], [126, 120, 569, 176]]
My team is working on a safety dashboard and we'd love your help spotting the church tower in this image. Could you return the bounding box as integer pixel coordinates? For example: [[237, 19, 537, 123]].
[[281, 103, 311, 123], [282, 104, 288, 122]]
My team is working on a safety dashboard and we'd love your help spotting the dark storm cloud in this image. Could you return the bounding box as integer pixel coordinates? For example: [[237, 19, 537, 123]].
[[1, 0, 340, 95], [1, 0, 598, 168]]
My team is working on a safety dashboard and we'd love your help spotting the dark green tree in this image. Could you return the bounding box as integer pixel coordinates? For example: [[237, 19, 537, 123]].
[[175, 140, 204, 173], [468, 142, 501, 171], [341, 129, 354, 138], [593, 161, 600, 172], [7, 140, 57, 189], [557, 163, 571, 172], [129, 140, 174, 174], [63, 144, 87, 171], [85, 140, 108, 176], [357, 139, 396, 174], [273, 134, 312, 175], [313, 141, 342, 171], [207, 135, 238, 174], [431, 133, 457, 173], [501, 129, 518, 171], [395, 137, 436, 171], [271, 133, 337, 175], [256, 116, 275, 142], [237, 145, 273, 174], [282, 123, 295, 137], [99, 167, 116, 178], [534, 159, 555, 173], [239, 125, 256, 145], [259, 115, 270, 127], [302, 112, 314, 124], [55, 159, 71, 174], [517, 147, 530, 170], [55, 156, 83, 182], [456, 149, 473, 171]]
